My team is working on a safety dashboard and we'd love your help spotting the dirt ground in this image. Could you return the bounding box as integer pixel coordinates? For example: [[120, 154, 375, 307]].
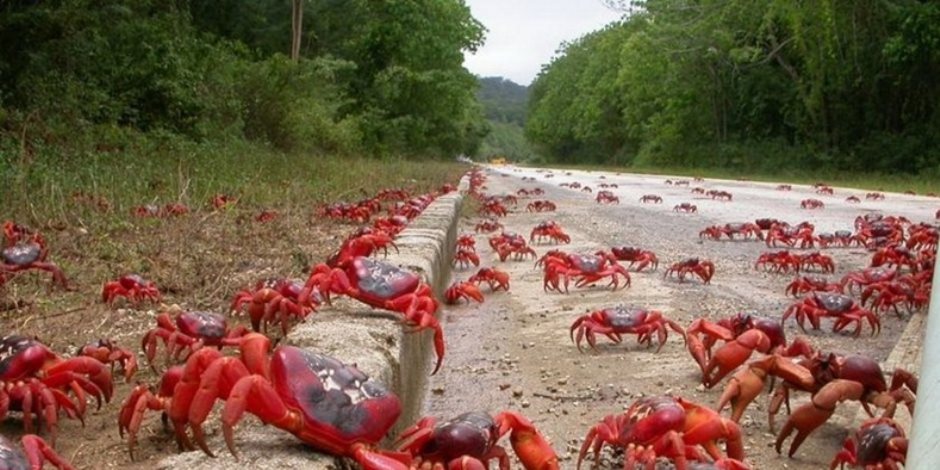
[[426, 166, 933, 469]]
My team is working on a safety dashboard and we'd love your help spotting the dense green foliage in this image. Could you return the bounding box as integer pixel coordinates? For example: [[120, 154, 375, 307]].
[[0, 0, 486, 158], [527, 0, 940, 175], [475, 76, 534, 161]]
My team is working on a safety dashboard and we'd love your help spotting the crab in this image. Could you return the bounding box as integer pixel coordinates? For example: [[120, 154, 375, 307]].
[[78, 339, 138, 382], [765, 224, 816, 248], [830, 418, 907, 469], [691, 187, 706, 194], [609, 246, 658, 272], [0, 434, 75, 470], [639, 194, 662, 203], [119, 333, 407, 467], [529, 221, 571, 244], [328, 228, 397, 267], [444, 281, 484, 305], [474, 219, 504, 233], [101, 274, 161, 306], [0, 234, 69, 289], [540, 251, 630, 293], [141, 306, 250, 366], [674, 203, 698, 213], [230, 278, 317, 335], [394, 411, 559, 469], [480, 199, 508, 217], [861, 281, 927, 315], [707, 190, 733, 201], [468, 267, 511, 292], [776, 184, 792, 191], [772, 354, 917, 458], [595, 190, 619, 204], [454, 244, 480, 268], [871, 245, 918, 271], [255, 210, 278, 223], [686, 313, 796, 388], [489, 232, 538, 262], [801, 199, 824, 209], [526, 200, 557, 212], [700, 223, 763, 241], [785, 276, 841, 297], [210, 194, 238, 210], [577, 396, 744, 470], [800, 252, 835, 273], [841, 267, 898, 294], [846, 195, 861, 203], [664, 258, 715, 284], [570, 306, 685, 352], [0, 335, 113, 438], [816, 187, 834, 195], [782, 293, 880, 337], [299, 256, 445, 373], [866, 192, 886, 201]]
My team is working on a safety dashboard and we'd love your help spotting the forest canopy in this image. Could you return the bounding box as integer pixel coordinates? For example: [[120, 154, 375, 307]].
[[0, 0, 487, 157], [526, 0, 940, 175]]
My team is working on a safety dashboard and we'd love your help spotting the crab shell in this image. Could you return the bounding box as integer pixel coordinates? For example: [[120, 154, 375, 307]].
[[0, 336, 56, 381]]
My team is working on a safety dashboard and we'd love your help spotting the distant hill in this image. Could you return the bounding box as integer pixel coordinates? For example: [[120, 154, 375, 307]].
[[477, 76, 529, 126]]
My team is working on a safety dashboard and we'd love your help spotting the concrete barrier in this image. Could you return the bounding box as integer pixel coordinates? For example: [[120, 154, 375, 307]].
[[159, 182, 465, 469]]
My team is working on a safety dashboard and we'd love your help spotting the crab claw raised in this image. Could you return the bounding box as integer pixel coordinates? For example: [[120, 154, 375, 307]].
[[495, 411, 560, 470]]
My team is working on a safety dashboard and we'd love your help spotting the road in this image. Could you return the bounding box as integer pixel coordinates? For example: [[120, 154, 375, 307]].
[[424, 166, 933, 469]]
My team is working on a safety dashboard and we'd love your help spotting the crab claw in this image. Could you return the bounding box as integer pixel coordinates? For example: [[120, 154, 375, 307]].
[[775, 379, 865, 457], [494, 411, 560, 470], [717, 355, 813, 423]]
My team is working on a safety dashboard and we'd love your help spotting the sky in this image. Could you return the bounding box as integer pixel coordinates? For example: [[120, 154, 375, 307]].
[[462, 1, 624, 86]]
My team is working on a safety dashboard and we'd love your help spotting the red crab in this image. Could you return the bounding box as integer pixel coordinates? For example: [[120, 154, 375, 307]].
[[765, 223, 816, 248], [474, 219, 503, 233], [776, 184, 792, 191], [300, 256, 445, 373], [529, 221, 571, 244], [0, 335, 113, 438], [454, 246, 480, 269], [866, 192, 886, 201], [686, 314, 794, 388], [830, 418, 906, 469], [608, 246, 658, 272], [801, 199, 824, 209], [541, 251, 630, 293], [210, 194, 238, 210], [395, 411, 559, 469], [861, 281, 927, 315], [141, 306, 250, 366], [1, 233, 69, 289], [816, 186, 834, 195], [639, 194, 662, 203], [707, 190, 733, 201], [481, 198, 509, 217], [444, 281, 484, 305], [489, 232, 537, 262], [119, 333, 407, 467], [691, 187, 706, 195], [577, 396, 744, 470], [674, 203, 698, 213], [664, 258, 715, 284], [785, 275, 841, 296], [871, 245, 918, 271], [842, 267, 898, 294], [700, 223, 763, 241], [230, 278, 317, 335], [782, 293, 880, 337], [328, 229, 397, 267], [800, 252, 835, 273], [0, 434, 75, 470], [101, 274, 160, 305], [255, 210, 278, 223], [526, 200, 557, 212], [570, 306, 684, 352], [78, 339, 138, 382], [595, 190, 619, 204], [468, 267, 511, 292], [846, 195, 861, 203]]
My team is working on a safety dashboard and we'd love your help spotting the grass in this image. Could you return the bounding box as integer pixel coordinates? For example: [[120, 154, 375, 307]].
[[515, 161, 940, 195], [0, 136, 467, 467]]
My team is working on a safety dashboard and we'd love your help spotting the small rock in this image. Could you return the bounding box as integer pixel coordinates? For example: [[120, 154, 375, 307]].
[[512, 388, 524, 398], [499, 383, 511, 391], [521, 400, 531, 408], [432, 386, 445, 395]]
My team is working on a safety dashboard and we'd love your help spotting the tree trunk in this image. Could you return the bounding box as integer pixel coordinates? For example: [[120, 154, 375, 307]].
[[291, 0, 303, 62]]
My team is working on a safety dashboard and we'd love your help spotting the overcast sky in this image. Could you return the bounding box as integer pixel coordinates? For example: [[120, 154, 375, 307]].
[[463, 1, 623, 86]]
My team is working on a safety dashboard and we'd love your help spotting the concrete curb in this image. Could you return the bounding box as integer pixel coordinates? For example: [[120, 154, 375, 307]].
[[159, 178, 466, 469]]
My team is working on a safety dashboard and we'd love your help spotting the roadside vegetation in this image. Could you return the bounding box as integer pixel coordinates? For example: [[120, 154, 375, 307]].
[[524, 0, 940, 181]]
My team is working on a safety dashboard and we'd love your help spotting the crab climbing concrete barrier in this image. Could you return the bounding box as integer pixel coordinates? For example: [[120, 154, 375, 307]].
[[159, 176, 469, 469]]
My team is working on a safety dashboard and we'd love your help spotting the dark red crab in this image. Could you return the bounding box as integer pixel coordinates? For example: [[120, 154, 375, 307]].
[[830, 418, 907, 469], [78, 339, 138, 382], [0, 434, 75, 470], [578, 396, 744, 470], [540, 251, 630, 293], [300, 256, 445, 373], [664, 258, 715, 284], [0, 235, 69, 289], [639, 194, 662, 203], [570, 306, 685, 352], [395, 411, 559, 469], [141, 306, 250, 366], [101, 274, 160, 305], [783, 293, 880, 337], [0, 335, 113, 438], [609, 246, 658, 272], [119, 333, 406, 467], [230, 278, 317, 335]]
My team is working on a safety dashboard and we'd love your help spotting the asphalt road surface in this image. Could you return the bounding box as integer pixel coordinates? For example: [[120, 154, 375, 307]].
[[424, 165, 933, 469]]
